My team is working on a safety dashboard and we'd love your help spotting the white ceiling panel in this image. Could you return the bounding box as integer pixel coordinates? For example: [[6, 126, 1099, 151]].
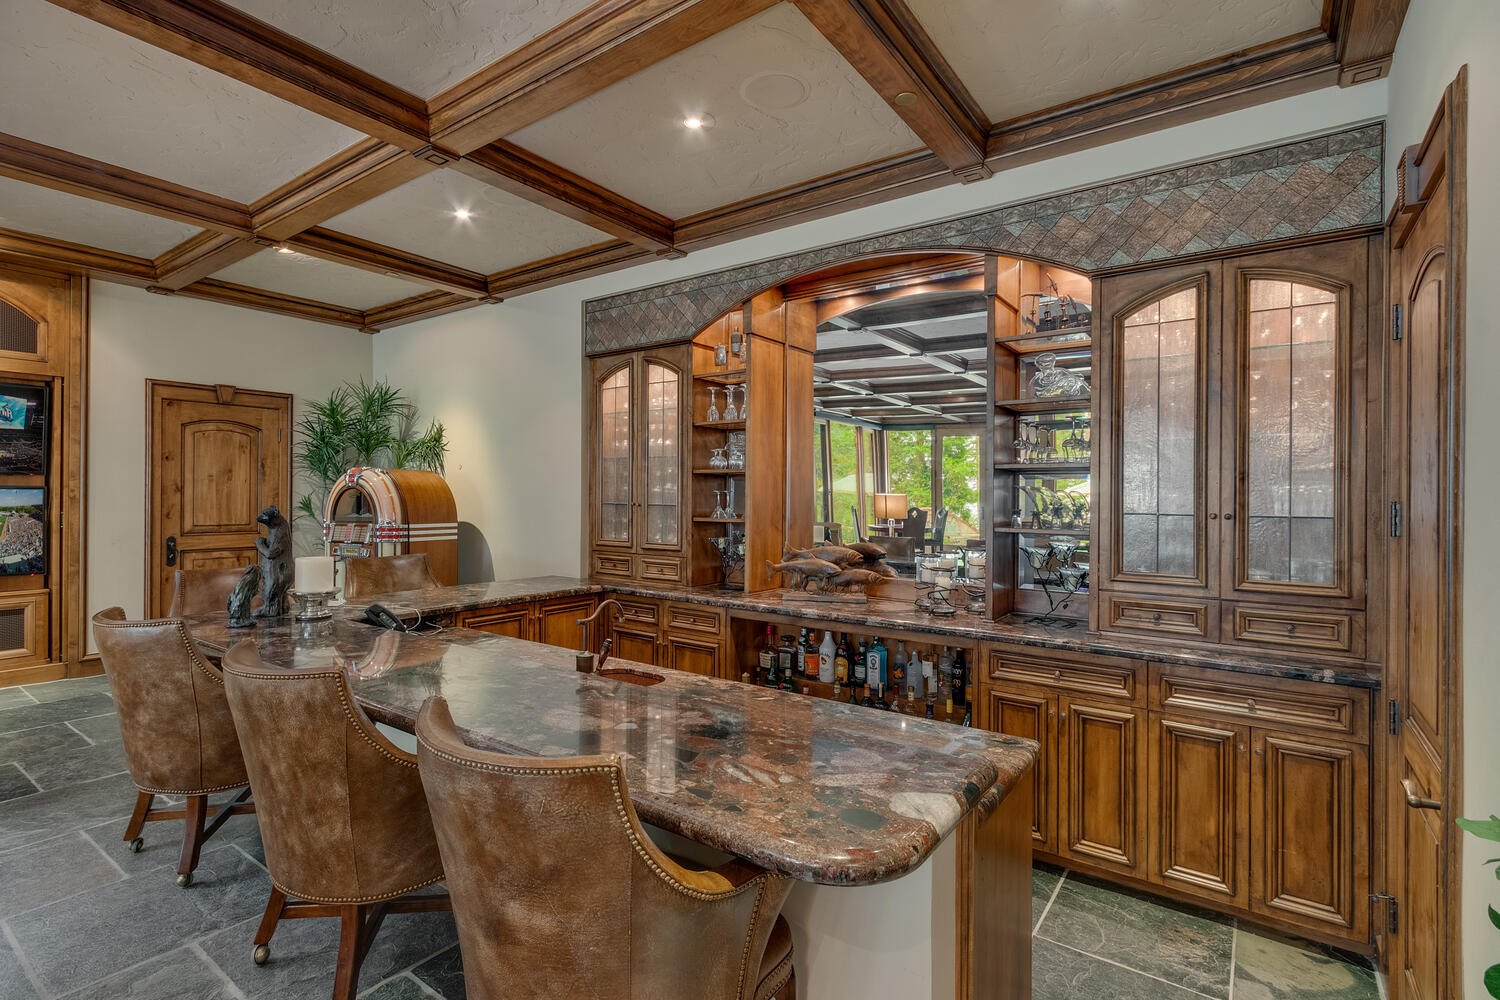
[[0, 176, 198, 256], [223, 0, 600, 99], [0, 1, 362, 202], [214, 250, 432, 310], [321, 170, 609, 275], [509, 3, 921, 218], [906, 0, 1324, 124]]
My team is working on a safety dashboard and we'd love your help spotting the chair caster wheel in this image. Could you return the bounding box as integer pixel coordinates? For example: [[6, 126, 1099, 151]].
[[128, 838, 143, 854], [253, 944, 270, 966], [176, 872, 192, 887]]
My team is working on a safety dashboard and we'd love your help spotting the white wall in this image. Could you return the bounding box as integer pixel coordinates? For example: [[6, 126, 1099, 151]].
[[87, 283, 372, 625], [371, 82, 1387, 582], [1384, 2, 1500, 995]]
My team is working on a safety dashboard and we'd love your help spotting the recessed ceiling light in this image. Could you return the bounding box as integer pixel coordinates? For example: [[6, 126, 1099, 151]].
[[452, 208, 473, 220], [682, 113, 715, 130], [275, 246, 294, 254], [892, 91, 918, 107]]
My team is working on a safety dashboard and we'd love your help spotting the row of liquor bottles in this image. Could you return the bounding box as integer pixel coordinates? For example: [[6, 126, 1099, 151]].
[[748, 625, 973, 723]]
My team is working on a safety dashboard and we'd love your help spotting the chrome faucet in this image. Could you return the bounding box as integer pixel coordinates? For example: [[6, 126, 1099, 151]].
[[575, 599, 624, 672]]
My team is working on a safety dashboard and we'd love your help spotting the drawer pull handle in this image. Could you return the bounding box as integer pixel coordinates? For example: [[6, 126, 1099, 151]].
[[1246, 698, 1256, 711], [1285, 624, 1296, 634], [1052, 670, 1061, 682], [1401, 778, 1442, 811], [1152, 612, 1163, 622]]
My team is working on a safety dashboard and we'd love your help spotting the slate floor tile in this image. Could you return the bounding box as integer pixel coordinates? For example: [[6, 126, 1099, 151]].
[[1032, 864, 1062, 929], [1233, 927, 1380, 1000], [0, 829, 122, 919], [23, 739, 129, 790], [0, 687, 35, 710], [1036, 872, 1234, 999], [0, 763, 37, 803], [0, 722, 91, 764], [22, 675, 113, 704], [66, 713, 123, 744], [1032, 937, 1210, 1000], [0, 772, 139, 852], [360, 974, 440, 999], [0, 935, 41, 999], [82, 798, 260, 876], [200, 907, 457, 1000], [412, 944, 464, 1000], [7, 844, 269, 996], [0, 694, 116, 736], [59, 944, 238, 1000]]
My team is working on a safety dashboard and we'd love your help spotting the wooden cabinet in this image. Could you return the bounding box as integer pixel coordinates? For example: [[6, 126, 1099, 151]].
[[605, 597, 725, 678], [1149, 715, 1250, 906], [589, 347, 689, 584], [458, 596, 597, 650], [461, 605, 532, 640], [983, 687, 1056, 852], [1094, 237, 1378, 655], [1059, 696, 1146, 874]]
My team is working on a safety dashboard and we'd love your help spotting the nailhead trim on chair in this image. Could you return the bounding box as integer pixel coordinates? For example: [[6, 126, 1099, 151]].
[[93, 616, 228, 686], [225, 668, 418, 768], [134, 780, 251, 796], [754, 949, 794, 1000], [268, 874, 447, 906]]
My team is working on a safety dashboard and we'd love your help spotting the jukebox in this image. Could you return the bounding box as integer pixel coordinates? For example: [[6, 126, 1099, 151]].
[[321, 467, 458, 586]]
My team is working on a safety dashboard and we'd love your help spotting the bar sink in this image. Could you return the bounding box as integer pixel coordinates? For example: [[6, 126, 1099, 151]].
[[597, 666, 665, 687]]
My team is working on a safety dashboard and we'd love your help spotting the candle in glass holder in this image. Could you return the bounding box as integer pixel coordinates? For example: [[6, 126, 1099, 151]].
[[294, 555, 336, 593]]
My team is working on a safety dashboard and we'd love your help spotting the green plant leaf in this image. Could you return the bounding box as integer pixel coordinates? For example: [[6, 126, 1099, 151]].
[[1485, 962, 1500, 999], [1489, 904, 1500, 931], [1458, 816, 1500, 843]]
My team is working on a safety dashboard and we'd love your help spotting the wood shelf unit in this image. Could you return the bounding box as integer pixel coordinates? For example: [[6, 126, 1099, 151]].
[[994, 393, 1091, 414], [693, 419, 747, 431]]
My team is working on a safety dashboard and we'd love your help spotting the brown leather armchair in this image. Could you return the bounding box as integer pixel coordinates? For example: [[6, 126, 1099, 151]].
[[221, 640, 449, 999], [342, 553, 441, 602], [167, 566, 257, 617], [415, 696, 796, 1000], [90, 608, 255, 886]]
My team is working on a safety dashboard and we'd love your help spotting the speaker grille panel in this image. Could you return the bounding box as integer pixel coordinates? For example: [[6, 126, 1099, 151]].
[[0, 301, 38, 355], [0, 607, 27, 653]]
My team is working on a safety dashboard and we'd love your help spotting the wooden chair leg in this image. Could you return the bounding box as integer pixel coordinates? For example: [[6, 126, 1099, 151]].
[[176, 794, 208, 887], [251, 888, 287, 965], [332, 904, 369, 1000], [122, 791, 153, 846]]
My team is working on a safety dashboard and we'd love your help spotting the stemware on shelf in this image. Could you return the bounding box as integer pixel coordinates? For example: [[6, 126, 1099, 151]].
[[738, 386, 747, 420], [710, 447, 728, 470], [723, 385, 739, 421], [725, 479, 738, 519], [711, 491, 726, 520], [706, 387, 720, 423]]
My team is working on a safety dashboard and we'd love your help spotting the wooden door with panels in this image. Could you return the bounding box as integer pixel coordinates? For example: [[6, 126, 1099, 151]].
[[146, 382, 291, 618], [1383, 68, 1466, 1000]]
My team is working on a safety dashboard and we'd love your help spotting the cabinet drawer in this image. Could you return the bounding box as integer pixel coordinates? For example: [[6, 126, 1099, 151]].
[[1152, 664, 1369, 741], [988, 649, 1140, 704], [664, 602, 723, 636], [1225, 604, 1361, 657], [615, 598, 659, 627], [1103, 594, 1218, 642], [638, 555, 684, 583], [592, 552, 633, 579]]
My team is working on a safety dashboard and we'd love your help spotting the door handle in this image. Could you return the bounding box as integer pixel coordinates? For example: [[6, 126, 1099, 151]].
[[1401, 777, 1441, 810], [164, 536, 178, 567]]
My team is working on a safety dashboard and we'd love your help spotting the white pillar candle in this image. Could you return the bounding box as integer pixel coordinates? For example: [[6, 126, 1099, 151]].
[[294, 555, 336, 593]]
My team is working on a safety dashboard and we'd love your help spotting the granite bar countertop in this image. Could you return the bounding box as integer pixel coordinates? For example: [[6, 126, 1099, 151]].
[[350, 576, 1381, 689], [188, 612, 1037, 886]]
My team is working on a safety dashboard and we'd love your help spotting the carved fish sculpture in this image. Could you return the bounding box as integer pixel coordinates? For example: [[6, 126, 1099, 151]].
[[766, 557, 841, 590], [820, 568, 886, 592], [846, 541, 889, 563]]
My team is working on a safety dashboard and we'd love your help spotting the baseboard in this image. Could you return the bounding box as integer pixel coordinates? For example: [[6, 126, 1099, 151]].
[[0, 656, 104, 689]]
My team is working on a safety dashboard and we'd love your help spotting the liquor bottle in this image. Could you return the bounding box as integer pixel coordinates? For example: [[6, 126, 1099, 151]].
[[853, 637, 867, 685], [909, 651, 925, 699], [925, 698, 935, 720], [952, 648, 968, 708], [741, 672, 750, 685], [834, 634, 850, 684], [906, 685, 916, 712], [877, 684, 891, 710], [937, 646, 954, 704], [800, 628, 819, 679], [945, 695, 954, 719], [860, 684, 874, 708], [848, 684, 858, 705], [922, 652, 934, 699], [832, 680, 842, 700], [774, 634, 794, 688], [890, 641, 907, 691], [818, 630, 836, 683], [757, 625, 775, 686], [960, 704, 972, 727], [867, 636, 887, 690]]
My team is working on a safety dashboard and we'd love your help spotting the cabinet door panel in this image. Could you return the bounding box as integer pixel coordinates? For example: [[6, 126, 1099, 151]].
[[664, 633, 720, 678], [535, 597, 596, 650], [1150, 715, 1249, 905], [461, 606, 532, 640], [640, 355, 684, 550], [984, 688, 1057, 853], [1253, 731, 1369, 939], [611, 624, 659, 666], [593, 358, 634, 549], [1060, 698, 1145, 872]]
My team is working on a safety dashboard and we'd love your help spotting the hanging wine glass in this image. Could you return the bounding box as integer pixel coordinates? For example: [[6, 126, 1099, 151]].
[[723, 385, 738, 421], [706, 387, 720, 423]]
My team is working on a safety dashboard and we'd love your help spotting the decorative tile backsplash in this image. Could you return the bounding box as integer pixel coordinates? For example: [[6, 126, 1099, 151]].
[[584, 123, 1383, 354]]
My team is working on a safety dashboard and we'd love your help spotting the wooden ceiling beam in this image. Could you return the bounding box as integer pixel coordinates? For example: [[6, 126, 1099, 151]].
[[250, 138, 443, 242], [166, 277, 371, 330], [1326, 0, 1410, 85], [456, 141, 675, 251], [428, 0, 779, 154], [152, 231, 259, 289], [362, 290, 487, 331], [0, 227, 156, 284], [285, 228, 490, 298], [791, 0, 990, 180], [43, 0, 430, 148], [0, 132, 251, 233], [487, 239, 653, 299]]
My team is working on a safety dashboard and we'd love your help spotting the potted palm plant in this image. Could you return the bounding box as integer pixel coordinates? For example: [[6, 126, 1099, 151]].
[[1457, 813, 1500, 997]]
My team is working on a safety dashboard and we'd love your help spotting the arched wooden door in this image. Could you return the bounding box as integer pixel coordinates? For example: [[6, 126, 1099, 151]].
[[147, 381, 291, 617]]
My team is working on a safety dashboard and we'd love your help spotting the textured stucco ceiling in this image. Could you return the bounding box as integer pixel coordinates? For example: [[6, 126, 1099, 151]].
[[905, 0, 1324, 123], [0, 1, 362, 202], [221, 0, 600, 99], [214, 249, 432, 310], [321, 169, 609, 275], [0, 176, 199, 257], [509, 3, 921, 218]]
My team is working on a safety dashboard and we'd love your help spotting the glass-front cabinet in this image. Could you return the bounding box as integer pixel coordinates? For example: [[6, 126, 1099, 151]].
[[589, 347, 688, 583], [1096, 240, 1371, 655]]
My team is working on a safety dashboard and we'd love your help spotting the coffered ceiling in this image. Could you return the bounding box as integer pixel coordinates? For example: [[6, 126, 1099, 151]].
[[0, 0, 1405, 333]]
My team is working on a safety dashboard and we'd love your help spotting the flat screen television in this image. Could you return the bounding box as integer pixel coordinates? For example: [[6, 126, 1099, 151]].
[[0, 382, 47, 477], [0, 488, 44, 576]]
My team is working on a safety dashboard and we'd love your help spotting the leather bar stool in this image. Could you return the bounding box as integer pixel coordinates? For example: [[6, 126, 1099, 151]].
[[167, 566, 256, 618], [342, 553, 441, 602], [415, 695, 796, 1000], [90, 608, 256, 886], [221, 640, 449, 999]]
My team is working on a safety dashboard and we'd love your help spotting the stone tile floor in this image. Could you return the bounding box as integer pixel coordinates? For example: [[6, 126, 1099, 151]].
[[0, 676, 1385, 999]]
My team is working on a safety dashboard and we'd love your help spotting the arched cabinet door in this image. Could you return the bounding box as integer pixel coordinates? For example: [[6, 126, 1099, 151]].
[[1096, 263, 1220, 597], [639, 354, 684, 551], [1220, 241, 1369, 608], [593, 358, 635, 552]]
